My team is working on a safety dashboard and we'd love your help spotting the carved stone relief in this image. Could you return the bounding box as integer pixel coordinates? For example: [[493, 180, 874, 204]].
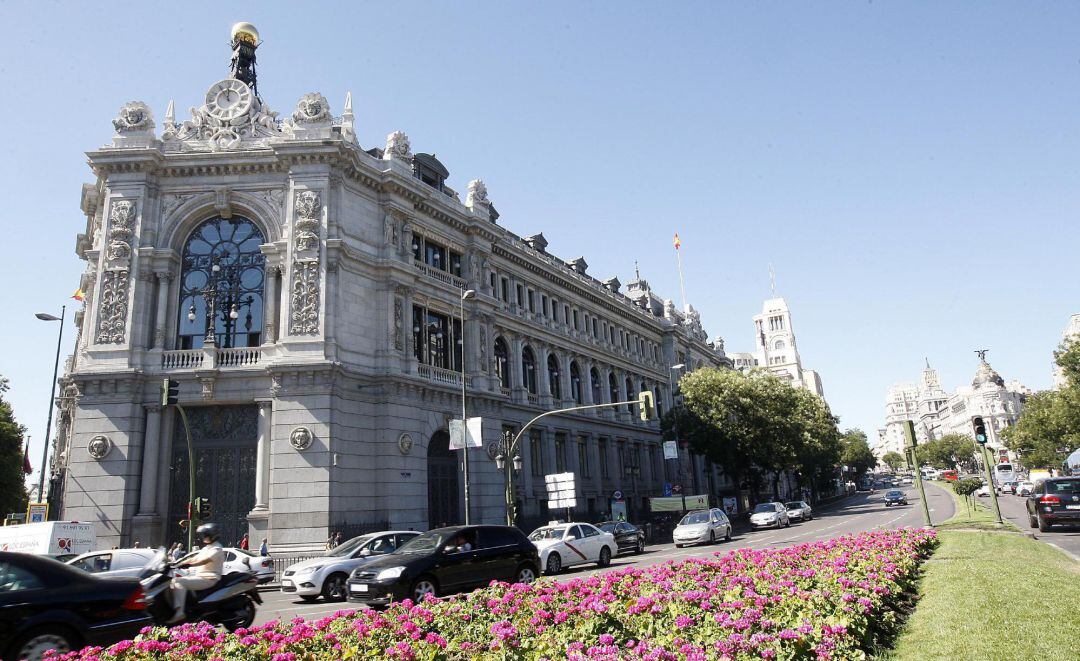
[[87, 435, 112, 460], [289, 262, 321, 335], [290, 426, 314, 451], [384, 131, 411, 160], [112, 102, 154, 133], [393, 296, 404, 351], [398, 433, 413, 455]]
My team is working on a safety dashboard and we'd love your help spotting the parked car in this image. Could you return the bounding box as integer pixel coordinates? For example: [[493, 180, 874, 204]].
[[345, 525, 539, 605], [749, 503, 791, 530], [223, 548, 276, 585], [1027, 477, 1080, 532], [883, 490, 908, 506], [66, 548, 157, 578], [0, 551, 152, 661], [1001, 481, 1017, 495], [900, 476, 914, 486], [529, 523, 617, 574], [1015, 481, 1035, 497], [282, 531, 419, 601], [673, 508, 733, 546], [784, 501, 813, 522], [596, 521, 646, 555]]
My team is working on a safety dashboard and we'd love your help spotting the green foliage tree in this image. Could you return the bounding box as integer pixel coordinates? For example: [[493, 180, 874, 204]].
[[663, 368, 840, 503], [839, 429, 876, 478], [952, 476, 983, 517], [0, 376, 29, 518], [881, 451, 905, 471], [918, 433, 977, 470], [1005, 339, 1080, 470]]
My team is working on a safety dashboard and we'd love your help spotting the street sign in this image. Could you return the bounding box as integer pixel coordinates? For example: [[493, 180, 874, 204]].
[[449, 417, 484, 450], [663, 483, 672, 497], [26, 503, 47, 524], [663, 441, 678, 460], [545, 472, 577, 509], [612, 490, 623, 501]]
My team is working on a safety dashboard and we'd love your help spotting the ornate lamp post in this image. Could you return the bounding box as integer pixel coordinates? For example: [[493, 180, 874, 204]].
[[495, 429, 524, 526], [185, 252, 256, 348]]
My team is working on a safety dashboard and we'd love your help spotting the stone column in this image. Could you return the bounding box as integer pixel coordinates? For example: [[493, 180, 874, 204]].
[[563, 354, 576, 406], [152, 272, 172, 349], [263, 265, 279, 343], [587, 434, 602, 496], [538, 346, 553, 407], [137, 405, 163, 514], [510, 335, 525, 399], [251, 401, 272, 511], [583, 360, 595, 406]]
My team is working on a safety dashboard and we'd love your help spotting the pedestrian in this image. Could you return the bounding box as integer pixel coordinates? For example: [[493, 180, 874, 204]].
[[172, 543, 185, 561], [239, 533, 249, 551], [259, 538, 269, 557], [334, 531, 343, 547], [325, 532, 336, 550], [133, 540, 141, 548]]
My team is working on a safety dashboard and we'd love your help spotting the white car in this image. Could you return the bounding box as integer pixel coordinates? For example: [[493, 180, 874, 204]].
[[224, 547, 276, 584], [281, 531, 419, 601], [673, 508, 732, 547], [528, 523, 617, 575], [749, 502, 791, 529], [784, 501, 813, 522], [1016, 481, 1035, 497], [67, 548, 158, 578]]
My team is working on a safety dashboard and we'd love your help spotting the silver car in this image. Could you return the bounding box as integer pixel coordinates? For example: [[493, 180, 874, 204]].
[[784, 501, 813, 522], [281, 531, 419, 601], [749, 502, 791, 529], [67, 548, 158, 577], [673, 508, 732, 547]]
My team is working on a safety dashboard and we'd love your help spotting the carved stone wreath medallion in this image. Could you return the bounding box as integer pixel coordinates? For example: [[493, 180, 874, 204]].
[[87, 435, 112, 460], [290, 426, 314, 451], [398, 433, 413, 455]]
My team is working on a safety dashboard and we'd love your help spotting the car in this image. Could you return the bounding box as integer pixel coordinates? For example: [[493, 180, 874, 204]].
[[975, 484, 992, 497], [66, 548, 158, 578], [529, 523, 617, 574], [1026, 477, 1080, 532], [784, 501, 813, 522], [749, 503, 791, 530], [1015, 481, 1035, 497], [1001, 481, 1017, 494], [0, 551, 152, 661], [223, 548, 276, 585], [596, 521, 646, 555], [673, 508, 733, 546], [282, 531, 419, 601], [900, 476, 914, 486], [883, 490, 908, 506], [345, 525, 539, 606]]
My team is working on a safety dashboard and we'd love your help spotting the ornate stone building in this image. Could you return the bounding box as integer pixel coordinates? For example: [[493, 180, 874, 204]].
[[730, 296, 825, 399], [53, 25, 731, 550]]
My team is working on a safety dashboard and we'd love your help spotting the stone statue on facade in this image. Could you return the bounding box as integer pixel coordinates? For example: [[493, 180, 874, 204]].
[[384, 131, 411, 160]]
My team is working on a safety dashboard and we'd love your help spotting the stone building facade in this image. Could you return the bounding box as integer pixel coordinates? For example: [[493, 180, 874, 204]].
[[730, 296, 825, 399], [52, 32, 731, 550]]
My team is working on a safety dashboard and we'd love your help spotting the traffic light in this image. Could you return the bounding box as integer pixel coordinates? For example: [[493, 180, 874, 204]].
[[195, 497, 212, 520], [902, 421, 918, 448], [638, 391, 655, 421], [162, 378, 179, 406], [972, 417, 988, 445]]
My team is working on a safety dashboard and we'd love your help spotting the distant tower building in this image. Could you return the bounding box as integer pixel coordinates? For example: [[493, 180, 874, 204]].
[[1052, 313, 1080, 389], [747, 297, 825, 398]]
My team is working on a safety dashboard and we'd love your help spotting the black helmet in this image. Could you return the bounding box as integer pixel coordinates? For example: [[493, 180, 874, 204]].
[[195, 523, 220, 542]]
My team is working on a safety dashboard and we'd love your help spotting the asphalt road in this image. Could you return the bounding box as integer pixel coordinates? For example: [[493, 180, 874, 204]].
[[987, 490, 1080, 560], [253, 483, 954, 626]]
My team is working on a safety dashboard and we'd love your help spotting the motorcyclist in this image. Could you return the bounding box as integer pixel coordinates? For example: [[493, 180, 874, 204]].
[[168, 523, 224, 624]]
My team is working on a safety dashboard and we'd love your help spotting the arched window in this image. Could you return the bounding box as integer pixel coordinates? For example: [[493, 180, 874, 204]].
[[608, 373, 619, 406], [570, 361, 583, 404], [547, 354, 561, 399], [591, 368, 603, 404], [774, 339, 786, 350], [177, 216, 266, 350], [522, 346, 537, 394], [625, 377, 635, 412], [493, 338, 510, 390]]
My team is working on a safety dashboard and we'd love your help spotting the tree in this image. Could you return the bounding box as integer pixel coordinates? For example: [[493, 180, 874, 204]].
[[1053, 338, 1080, 388], [1004, 340, 1080, 470], [918, 434, 977, 470], [839, 429, 876, 478], [881, 451, 905, 471], [0, 376, 29, 518]]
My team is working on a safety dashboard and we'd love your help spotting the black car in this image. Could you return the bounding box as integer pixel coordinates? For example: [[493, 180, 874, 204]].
[[346, 525, 540, 606], [0, 551, 153, 661], [883, 490, 908, 506], [595, 521, 646, 555], [1027, 477, 1080, 532]]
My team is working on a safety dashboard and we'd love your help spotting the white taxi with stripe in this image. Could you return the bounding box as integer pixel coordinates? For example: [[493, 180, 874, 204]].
[[527, 523, 617, 575]]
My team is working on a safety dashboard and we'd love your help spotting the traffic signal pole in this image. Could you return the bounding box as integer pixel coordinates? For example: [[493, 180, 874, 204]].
[[972, 416, 1003, 525], [175, 404, 197, 550], [903, 421, 933, 527]]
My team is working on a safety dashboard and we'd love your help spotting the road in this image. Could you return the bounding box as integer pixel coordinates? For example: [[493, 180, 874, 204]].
[[253, 483, 954, 625], [987, 490, 1080, 560]]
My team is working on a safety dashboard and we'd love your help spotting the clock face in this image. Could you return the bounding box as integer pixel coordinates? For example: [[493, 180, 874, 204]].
[[205, 79, 253, 121]]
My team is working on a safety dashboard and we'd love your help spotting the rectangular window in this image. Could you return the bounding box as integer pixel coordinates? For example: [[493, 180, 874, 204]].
[[528, 290, 535, 313], [592, 318, 598, 338], [542, 295, 548, 316], [448, 250, 462, 277], [552, 300, 559, 323], [489, 271, 497, 292], [577, 436, 590, 477], [563, 305, 570, 325], [412, 236, 423, 261], [554, 433, 567, 473], [530, 429, 544, 477], [573, 309, 579, 330], [516, 284, 524, 306], [599, 438, 610, 479], [500, 277, 509, 302], [424, 242, 446, 270], [412, 306, 455, 370]]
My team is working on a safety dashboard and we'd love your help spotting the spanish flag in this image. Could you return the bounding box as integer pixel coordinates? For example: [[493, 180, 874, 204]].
[[673, 233, 682, 250], [71, 289, 85, 302]]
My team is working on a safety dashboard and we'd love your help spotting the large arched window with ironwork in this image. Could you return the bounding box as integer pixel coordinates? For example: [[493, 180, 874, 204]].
[[625, 376, 635, 413], [547, 354, 561, 399], [522, 346, 537, 394], [591, 367, 602, 404], [493, 337, 511, 390], [570, 361, 583, 404], [608, 372, 619, 405], [177, 216, 266, 350]]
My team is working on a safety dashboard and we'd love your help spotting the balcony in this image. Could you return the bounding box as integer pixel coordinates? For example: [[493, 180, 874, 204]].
[[413, 259, 467, 289], [161, 347, 262, 370], [417, 364, 466, 387]]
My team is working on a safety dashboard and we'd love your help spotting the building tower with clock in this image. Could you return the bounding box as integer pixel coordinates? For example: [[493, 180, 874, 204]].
[[52, 23, 733, 550]]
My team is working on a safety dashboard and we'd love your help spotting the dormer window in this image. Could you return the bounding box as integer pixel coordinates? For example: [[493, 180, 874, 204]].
[[412, 153, 449, 191]]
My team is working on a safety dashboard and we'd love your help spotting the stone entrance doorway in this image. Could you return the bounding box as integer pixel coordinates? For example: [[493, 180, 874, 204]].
[[427, 430, 461, 528], [166, 405, 257, 547]]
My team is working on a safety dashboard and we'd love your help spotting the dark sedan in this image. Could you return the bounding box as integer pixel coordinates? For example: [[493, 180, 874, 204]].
[[346, 525, 540, 606], [1027, 477, 1080, 532], [596, 521, 646, 555], [0, 551, 152, 661], [883, 490, 908, 506]]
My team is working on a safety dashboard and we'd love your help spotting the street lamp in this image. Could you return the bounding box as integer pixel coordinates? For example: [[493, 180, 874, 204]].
[[496, 429, 524, 525], [35, 306, 66, 509], [459, 287, 476, 525]]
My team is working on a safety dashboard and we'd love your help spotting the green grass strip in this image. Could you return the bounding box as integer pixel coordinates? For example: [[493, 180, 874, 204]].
[[888, 531, 1080, 660]]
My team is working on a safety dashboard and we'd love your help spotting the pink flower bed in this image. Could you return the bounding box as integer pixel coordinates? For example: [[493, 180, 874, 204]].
[[50, 528, 936, 660]]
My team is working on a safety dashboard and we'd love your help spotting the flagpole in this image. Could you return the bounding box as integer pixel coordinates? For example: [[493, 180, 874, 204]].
[[675, 236, 687, 312]]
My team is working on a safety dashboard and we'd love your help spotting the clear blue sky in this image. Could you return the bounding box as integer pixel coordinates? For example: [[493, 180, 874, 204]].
[[2, 1, 1078, 488]]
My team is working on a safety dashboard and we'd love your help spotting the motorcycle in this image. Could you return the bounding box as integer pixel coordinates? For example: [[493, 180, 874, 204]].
[[138, 549, 262, 631]]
